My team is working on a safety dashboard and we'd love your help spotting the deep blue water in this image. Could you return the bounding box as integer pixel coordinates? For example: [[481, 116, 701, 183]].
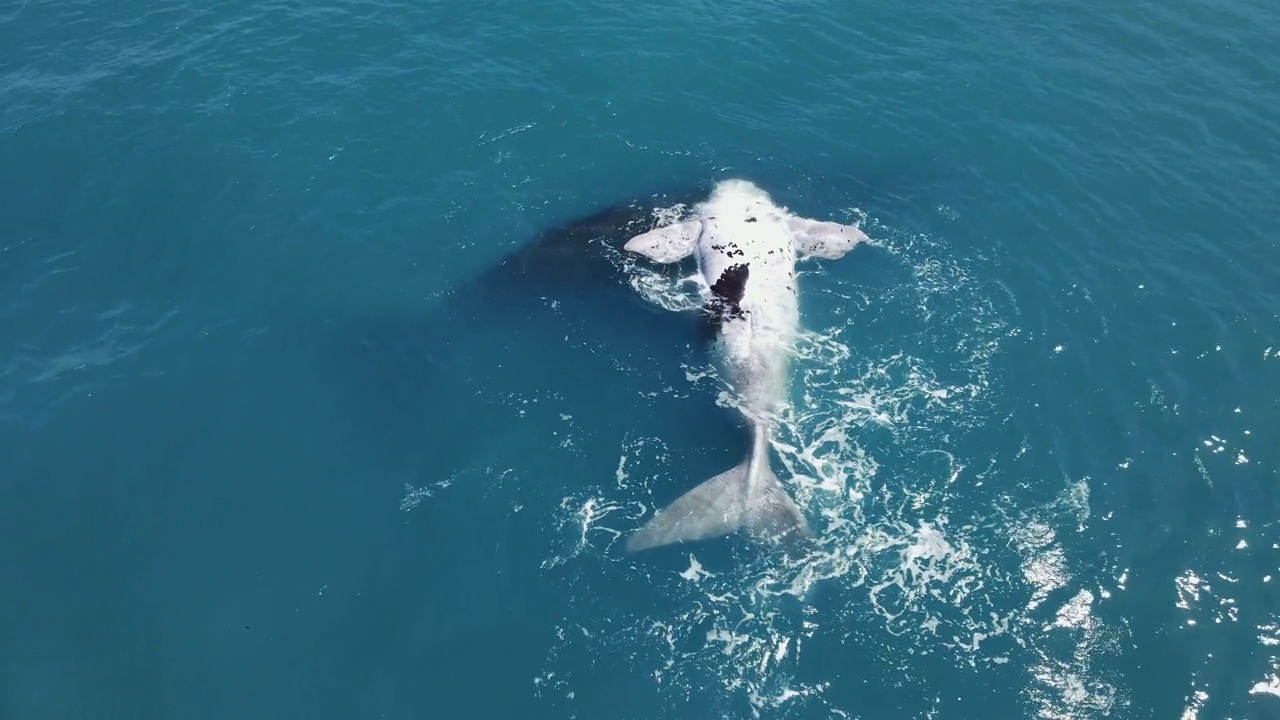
[[3, 1, 1279, 718]]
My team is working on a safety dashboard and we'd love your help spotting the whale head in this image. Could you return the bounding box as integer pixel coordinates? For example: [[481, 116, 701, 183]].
[[704, 179, 783, 222]]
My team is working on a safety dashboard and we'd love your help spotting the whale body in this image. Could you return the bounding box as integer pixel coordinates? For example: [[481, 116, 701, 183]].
[[621, 179, 868, 553]]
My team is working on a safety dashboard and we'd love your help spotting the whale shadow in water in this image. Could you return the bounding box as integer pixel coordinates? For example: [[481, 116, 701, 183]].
[[330, 186, 746, 486]]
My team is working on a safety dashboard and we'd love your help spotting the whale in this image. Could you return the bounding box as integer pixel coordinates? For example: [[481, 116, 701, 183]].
[[621, 179, 869, 553]]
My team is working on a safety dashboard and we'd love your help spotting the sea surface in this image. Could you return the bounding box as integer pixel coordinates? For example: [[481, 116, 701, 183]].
[[2, 1, 1278, 718]]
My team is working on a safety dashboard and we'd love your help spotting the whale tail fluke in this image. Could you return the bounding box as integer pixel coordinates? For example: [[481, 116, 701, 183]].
[[624, 431, 810, 554]]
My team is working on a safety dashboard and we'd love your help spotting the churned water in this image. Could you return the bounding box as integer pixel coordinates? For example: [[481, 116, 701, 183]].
[[2, 1, 1278, 718]]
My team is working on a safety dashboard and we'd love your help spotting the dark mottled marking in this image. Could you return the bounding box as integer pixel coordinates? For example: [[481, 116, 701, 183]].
[[712, 263, 749, 306], [704, 263, 749, 333], [745, 216, 757, 223], [710, 242, 744, 259]]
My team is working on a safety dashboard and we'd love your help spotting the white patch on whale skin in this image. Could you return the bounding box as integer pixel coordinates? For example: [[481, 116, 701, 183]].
[[620, 179, 870, 553]]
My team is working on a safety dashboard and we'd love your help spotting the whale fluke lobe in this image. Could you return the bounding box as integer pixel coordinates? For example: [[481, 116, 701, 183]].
[[625, 462, 750, 553], [624, 426, 810, 553]]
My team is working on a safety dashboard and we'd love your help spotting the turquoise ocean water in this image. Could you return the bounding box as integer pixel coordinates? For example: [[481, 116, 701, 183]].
[[3, 1, 1278, 717]]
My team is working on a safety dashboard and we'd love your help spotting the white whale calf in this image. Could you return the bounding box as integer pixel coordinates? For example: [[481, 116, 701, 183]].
[[622, 179, 868, 553]]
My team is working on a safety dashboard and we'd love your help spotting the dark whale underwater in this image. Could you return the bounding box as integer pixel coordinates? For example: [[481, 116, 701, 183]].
[[329, 186, 738, 506]]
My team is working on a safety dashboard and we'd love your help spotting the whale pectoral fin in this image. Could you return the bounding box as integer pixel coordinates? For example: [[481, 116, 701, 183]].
[[786, 217, 869, 260], [623, 220, 702, 264]]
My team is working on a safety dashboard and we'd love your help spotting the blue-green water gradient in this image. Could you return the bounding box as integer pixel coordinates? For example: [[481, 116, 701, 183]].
[[3, 1, 1278, 717]]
